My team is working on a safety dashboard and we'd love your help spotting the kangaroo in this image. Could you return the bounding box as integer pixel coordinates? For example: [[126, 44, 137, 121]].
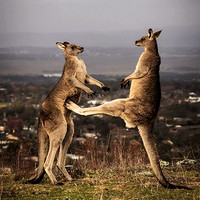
[[27, 42, 110, 185], [66, 29, 190, 189]]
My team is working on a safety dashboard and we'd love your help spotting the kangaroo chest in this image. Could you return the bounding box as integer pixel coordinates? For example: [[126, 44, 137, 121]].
[[75, 59, 87, 83]]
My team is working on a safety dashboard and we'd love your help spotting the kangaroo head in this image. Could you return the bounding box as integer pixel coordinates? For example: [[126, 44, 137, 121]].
[[135, 29, 162, 50], [56, 42, 84, 56]]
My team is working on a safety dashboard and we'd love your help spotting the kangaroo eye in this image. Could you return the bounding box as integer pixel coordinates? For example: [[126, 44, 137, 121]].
[[71, 46, 75, 50], [141, 37, 145, 41]]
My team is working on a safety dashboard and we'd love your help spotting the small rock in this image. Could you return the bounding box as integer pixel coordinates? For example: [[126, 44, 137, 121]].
[[176, 159, 197, 166], [160, 160, 170, 167]]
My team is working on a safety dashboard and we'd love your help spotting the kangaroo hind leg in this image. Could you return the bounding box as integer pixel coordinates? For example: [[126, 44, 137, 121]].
[[25, 125, 48, 184], [44, 125, 67, 184], [66, 99, 126, 117], [57, 119, 74, 181], [66, 99, 137, 128], [138, 123, 180, 189], [138, 123, 191, 189]]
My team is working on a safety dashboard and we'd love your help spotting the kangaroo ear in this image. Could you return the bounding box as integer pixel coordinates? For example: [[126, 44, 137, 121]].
[[154, 30, 162, 38], [148, 28, 153, 38], [63, 41, 70, 45], [56, 42, 65, 50]]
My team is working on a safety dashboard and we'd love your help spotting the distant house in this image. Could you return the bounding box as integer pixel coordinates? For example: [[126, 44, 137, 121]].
[[0, 88, 6, 92], [0, 126, 5, 132], [185, 92, 200, 103], [84, 132, 97, 138], [87, 100, 100, 106], [87, 100, 110, 106], [0, 134, 19, 152], [43, 71, 62, 77], [0, 121, 5, 133], [6, 134, 19, 141], [158, 116, 165, 122], [173, 117, 192, 125], [73, 137, 86, 145]]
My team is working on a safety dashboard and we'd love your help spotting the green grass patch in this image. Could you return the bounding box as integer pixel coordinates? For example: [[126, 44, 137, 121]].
[[0, 168, 200, 200]]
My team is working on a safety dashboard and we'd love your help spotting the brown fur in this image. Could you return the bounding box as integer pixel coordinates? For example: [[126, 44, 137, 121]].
[[66, 30, 190, 189], [27, 42, 110, 184]]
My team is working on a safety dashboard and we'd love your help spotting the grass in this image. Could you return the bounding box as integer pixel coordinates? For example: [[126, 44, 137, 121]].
[[0, 167, 200, 200], [0, 103, 10, 108]]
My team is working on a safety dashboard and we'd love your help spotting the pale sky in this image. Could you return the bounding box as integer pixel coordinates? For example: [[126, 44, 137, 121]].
[[0, 0, 199, 47]]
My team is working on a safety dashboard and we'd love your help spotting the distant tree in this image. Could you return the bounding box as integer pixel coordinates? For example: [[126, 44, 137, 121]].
[[6, 119, 24, 133], [21, 105, 37, 128], [7, 100, 25, 118], [73, 116, 110, 138], [154, 121, 170, 141], [93, 117, 110, 137]]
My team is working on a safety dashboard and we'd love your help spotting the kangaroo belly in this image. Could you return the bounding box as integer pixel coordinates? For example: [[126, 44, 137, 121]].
[[123, 98, 158, 127], [130, 76, 160, 104], [39, 108, 66, 132]]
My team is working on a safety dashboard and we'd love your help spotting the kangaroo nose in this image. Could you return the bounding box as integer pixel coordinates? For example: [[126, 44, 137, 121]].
[[135, 41, 138, 45], [80, 47, 84, 51]]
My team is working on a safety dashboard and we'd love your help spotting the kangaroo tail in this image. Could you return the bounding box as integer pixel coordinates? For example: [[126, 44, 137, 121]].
[[161, 182, 191, 190], [138, 123, 191, 190], [25, 126, 48, 184]]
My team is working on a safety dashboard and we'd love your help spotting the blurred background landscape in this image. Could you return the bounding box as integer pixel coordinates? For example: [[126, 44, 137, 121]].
[[0, 0, 199, 199]]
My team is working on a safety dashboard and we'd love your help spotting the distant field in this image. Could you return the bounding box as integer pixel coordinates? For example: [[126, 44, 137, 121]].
[[0, 60, 63, 75], [0, 47, 200, 76]]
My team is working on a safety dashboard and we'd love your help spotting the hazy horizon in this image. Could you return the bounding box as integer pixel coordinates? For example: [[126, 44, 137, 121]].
[[0, 0, 199, 75]]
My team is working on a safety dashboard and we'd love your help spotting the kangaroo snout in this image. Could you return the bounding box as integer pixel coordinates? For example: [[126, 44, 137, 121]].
[[135, 40, 141, 46]]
